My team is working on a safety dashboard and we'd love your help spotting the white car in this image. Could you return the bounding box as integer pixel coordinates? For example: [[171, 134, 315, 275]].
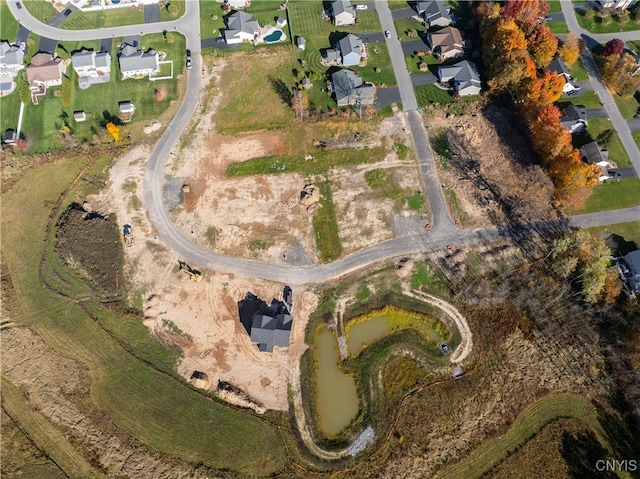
[[355, 4, 367, 9], [19, 41, 26, 51], [384, 30, 391, 38]]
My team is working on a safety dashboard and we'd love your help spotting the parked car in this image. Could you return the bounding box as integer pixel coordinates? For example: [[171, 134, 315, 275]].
[[63, 8, 71, 16], [216, 36, 225, 43], [19, 41, 26, 51], [355, 4, 368, 9], [186, 49, 191, 58], [186, 57, 192, 69], [384, 30, 391, 38], [16, 2, 22, 9]]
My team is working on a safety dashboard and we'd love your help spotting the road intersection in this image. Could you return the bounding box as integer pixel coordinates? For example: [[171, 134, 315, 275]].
[[8, 1, 640, 285]]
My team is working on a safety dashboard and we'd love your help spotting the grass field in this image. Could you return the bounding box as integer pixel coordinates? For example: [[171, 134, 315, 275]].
[[0, 33, 184, 152], [633, 129, 640, 150], [570, 58, 589, 82], [59, 7, 144, 29], [556, 91, 602, 109], [547, 0, 562, 13], [1, 0, 19, 41], [546, 22, 569, 34], [23, 0, 56, 23], [394, 18, 424, 42], [0, 155, 287, 475], [576, 9, 640, 34], [415, 84, 480, 107], [613, 93, 640, 120], [313, 178, 342, 262], [587, 221, 640, 254], [581, 117, 631, 167], [200, 0, 226, 38], [571, 178, 640, 214], [435, 395, 614, 479]]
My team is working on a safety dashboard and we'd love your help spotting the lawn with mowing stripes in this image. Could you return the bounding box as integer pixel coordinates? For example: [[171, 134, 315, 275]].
[[556, 91, 601, 109], [23, 0, 56, 23], [1, 156, 286, 475], [1, 0, 19, 42], [59, 7, 144, 29], [613, 93, 640, 120]]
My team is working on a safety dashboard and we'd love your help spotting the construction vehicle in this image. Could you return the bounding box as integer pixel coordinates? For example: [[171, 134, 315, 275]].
[[123, 224, 134, 247], [179, 260, 202, 282]]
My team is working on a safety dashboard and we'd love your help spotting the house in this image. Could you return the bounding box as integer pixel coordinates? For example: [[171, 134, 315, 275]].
[[226, 0, 249, 8], [580, 141, 611, 182], [621, 250, 640, 293], [598, 0, 636, 10], [324, 34, 365, 66], [4, 129, 16, 145], [427, 26, 465, 59], [276, 17, 287, 28], [296, 36, 306, 50], [437, 60, 481, 96], [71, 49, 111, 87], [330, 0, 356, 26], [331, 69, 375, 107], [415, 1, 452, 28], [249, 312, 293, 352], [548, 56, 581, 92], [73, 110, 87, 122], [559, 104, 587, 133], [118, 44, 159, 79], [0, 41, 25, 87], [223, 11, 259, 44], [26, 53, 66, 102]]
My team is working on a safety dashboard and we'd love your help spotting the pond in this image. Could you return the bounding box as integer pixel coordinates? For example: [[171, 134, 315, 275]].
[[316, 326, 359, 436], [347, 315, 391, 356]]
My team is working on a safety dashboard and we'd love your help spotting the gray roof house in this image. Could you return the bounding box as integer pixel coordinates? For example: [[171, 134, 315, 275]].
[[0, 41, 25, 95], [415, 1, 452, 28], [549, 57, 571, 80], [331, 69, 375, 107], [580, 141, 611, 182], [223, 11, 259, 44], [427, 26, 465, 59], [330, 0, 356, 26], [249, 312, 293, 352], [337, 34, 364, 66], [559, 104, 587, 133], [437, 60, 481, 96], [296, 36, 306, 50], [622, 250, 640, 293], [118, 44, 159, 79], [71, 49, 111, 88]]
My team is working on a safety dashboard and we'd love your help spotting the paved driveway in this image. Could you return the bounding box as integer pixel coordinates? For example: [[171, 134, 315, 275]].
[[15, 25, 30, 45], [200, 38, 241, 50], [608, 168, 637, 179], [401, 38, 427, 55], [100, 37, 112, 54], [359, 32, 386, 43], [373, 87, 401, 108], [144, 4, 161, 23], [627, 118, 640, 131], [48, 6, 77, 27], [38, 37, 58, 54], [586, 107, 607, 119], [391, 8, 417, 20], [411, 73, 437, 86]]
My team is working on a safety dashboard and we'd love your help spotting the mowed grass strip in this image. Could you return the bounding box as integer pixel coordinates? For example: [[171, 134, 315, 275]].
[[571, 178, 640, 214], [1, 0, 19, 42], [23, 0, 57, 23], [59, 7, 144, 29], [435, 395, 612, 479], [1, 377, 104, 478], [0, 156, 286, 474], [313, 179, 342, 262]]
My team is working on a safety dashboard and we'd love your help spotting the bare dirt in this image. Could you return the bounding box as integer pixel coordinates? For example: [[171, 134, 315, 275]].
[[427, 106, 556, 227]]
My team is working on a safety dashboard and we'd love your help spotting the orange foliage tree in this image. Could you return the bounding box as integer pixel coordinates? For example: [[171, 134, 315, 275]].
[[526, 24, 558, 68], [559, 33, 580, 66], [519, 71, 565, 109], [106, 122, 121, 142]]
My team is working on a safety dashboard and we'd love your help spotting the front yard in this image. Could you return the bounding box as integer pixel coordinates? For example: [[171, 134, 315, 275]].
[[575, 8, 640, 34], [613, 93, 640, 120], [571, 178, 640, 214], [580, 117, 631, 168]]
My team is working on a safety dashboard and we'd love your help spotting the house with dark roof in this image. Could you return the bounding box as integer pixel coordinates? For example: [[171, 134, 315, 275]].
[[560, 104, 587, 133], [415, 1, 452, 28], [437, 60, 481, 96], [26, 53, 66, 103], [580, 141, 611, 182], [427, 26, 465, 59], [622, 250, 640, 293], [250, 312, 293, 352], [331, 69, 375, 107], [118, 44, 159, 79], [323, 33, 365, 66], [223, 11, 260, 44], [548, 56, 582, 93], [330, 0, 356, 26], [71, 49, 111, 87], [4, 129, 16, 145]]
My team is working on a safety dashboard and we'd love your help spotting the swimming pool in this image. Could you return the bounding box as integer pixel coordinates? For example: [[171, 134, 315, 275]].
[[263, 29, 283, 43]]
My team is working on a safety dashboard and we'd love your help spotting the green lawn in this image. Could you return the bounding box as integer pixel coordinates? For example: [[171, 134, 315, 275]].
[[583, 117, 631, 167], [587, 221, 640, 254], [1, 0, 19, 42], [556, 91, 601, 109], [358, 42, 396, 87], [23, 0, 56, 23], [576, 10, 640, 34], [159, 0, 185, 22], [200, 0, 226, 38], [415, 84, 480, 107], [394, 18, 424, 42], [60, 6, 145, 29], [1, 156, 287, 475], [1, 33, 184, 152], [245, 0, 286, 26], [313, 178, 342, 262], [570, 58, 588, 82], [571, 178, 640, 214], [546, 22, 569, 34], [627, 40, 640, 53], [613, 93, 640, 120], [548, 0, 562, 13], [388, 0, 412, 10], [633, 130, 640, 150]]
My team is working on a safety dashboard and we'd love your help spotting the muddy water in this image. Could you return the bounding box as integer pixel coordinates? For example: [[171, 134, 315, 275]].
[[347, 316, 391, 356], [317, 327, 359, 436]]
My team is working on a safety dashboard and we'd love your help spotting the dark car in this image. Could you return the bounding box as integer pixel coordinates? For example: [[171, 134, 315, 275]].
[[186, 49, 191, 57], [16, 2, 22, 9], [63, 8, 71, 16]]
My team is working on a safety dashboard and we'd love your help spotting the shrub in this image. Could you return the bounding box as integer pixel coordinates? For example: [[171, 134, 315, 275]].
[[600, 12, 612, 25], [419, 62, 429, 72], [584, 8, 595, 20]]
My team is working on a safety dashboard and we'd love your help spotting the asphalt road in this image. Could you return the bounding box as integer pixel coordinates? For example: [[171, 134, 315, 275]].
[[8, 2, 640, 286]]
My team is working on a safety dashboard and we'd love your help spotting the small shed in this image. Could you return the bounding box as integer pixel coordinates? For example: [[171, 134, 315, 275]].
[[301, 77, 312, 89], [73, 110, 87, 122], [4, 129, 16, 144], [296, 36, 306, 50], [276, 17, 287, 28], [119, 101, 135, 114]]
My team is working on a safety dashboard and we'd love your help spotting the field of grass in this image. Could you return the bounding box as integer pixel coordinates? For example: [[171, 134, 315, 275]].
[[394, 18, 424, 42], [1, 0, 19, 41], [546, 22, 569, 34], [582, 117, 631, 167], [0, 155, 286, 475], [547, 0, 562, 13], [59, 6, 144, 29], [358, 42, 396, 87], [435, 395, 614, 479], [570, 58, 589, 82], [415, 84, 480, 107], [406, 53, 437, 75], [556, 91, 601, 109], [200, 0, 226, 38], [388, 0, 412, 10], [313, 178, 342, 262], [587, 221, 640, 254], [23, 0, 56, 23], [0, 33, 184, 152], [364, 168, 425, 211], [613, 93, 640, 120], [571, 178, 640, 214], [576, 9, 640, 34]]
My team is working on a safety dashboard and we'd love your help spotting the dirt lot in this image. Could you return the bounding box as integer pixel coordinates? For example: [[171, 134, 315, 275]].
[[427, 105, 556, 227]]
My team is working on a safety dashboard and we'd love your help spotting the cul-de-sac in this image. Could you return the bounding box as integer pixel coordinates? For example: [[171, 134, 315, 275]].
[[1, 0, 640, 477]]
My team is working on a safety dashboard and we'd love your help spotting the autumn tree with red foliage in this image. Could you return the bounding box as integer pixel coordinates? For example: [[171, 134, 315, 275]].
[[519, 71, 565, 109], [526, 24, 558, 68], [501, 0, 549, 34], [602, 38, 625, 57]]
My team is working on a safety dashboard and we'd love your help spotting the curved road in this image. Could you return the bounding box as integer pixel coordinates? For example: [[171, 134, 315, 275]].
[[9, 2, 640, 286]]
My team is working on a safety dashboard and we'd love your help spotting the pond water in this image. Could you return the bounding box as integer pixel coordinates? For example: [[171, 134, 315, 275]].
[[316, 326, 359, 436], [347, 315, 391, 356]]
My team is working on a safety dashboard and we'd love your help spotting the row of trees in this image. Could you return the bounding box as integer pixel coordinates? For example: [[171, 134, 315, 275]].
[[477, 1, 598, 209]]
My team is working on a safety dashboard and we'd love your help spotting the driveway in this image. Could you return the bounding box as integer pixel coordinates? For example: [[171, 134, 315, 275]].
[[608, 168, 637, 179], [391, 8, 417, 20], [38, 37, 58, 55], [586, 107, 607, 118], [411, 73, 437, 86], [627, 118, 640, 131], [100, 37, 112, 54], [359, 32, 386, 43], [48, 6, 77, 28], [144, 3, 161, 23], [401, 38, 427, 56], [372, 87, 400, 108], [15, 25, 30, 45]]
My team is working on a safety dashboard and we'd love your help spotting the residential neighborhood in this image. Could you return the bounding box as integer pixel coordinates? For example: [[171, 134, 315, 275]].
[[1, 0, 640, 478]]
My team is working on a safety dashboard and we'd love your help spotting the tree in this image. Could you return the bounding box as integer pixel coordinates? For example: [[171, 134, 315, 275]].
[[559, 33, 580, 66], [601, 269, 623, 304], [106, 122, 120, 142], [519, 70, 565, 108], [602, 38, 624, 57], [501, 0, 549, 34], [291, 88, 308, 120], [526, 24, 557, 68], [601, 52, 640, 96]]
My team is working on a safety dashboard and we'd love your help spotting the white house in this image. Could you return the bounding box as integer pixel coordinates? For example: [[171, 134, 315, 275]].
[[226, 0, 249, 8], [330, 0, 356, 26], [118, 44, 159, 79], [598, 0, 636, 10], [26, 53, 66, 102], [580, 141, 612, 182], [0, 41, 25, 95], [71, 49, 111, 87], [223, 11, 259, 44]]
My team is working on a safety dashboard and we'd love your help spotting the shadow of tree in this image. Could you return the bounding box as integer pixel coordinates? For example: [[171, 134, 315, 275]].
[[269, 76, 292, 106]]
